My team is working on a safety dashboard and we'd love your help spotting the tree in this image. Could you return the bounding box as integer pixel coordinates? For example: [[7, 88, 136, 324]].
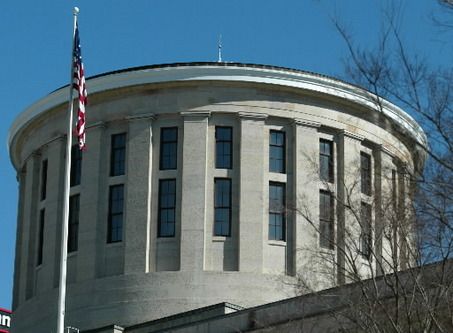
[[290, 1, 453, 332]]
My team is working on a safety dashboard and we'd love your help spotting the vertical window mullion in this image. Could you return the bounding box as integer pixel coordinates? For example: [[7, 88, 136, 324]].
[[320, 140, 334, 183], [37, 209, 45, 266], [269, 130, 286, 173], [215, 127, 233, 169], [158, 179, 176, 237], [70, 145, 83, 186], [361, 152, 372, 195], [319, 190, 334, 249], [68, 195, 80, 252], [40, 159, 48, 200], [269, 182, 286, 241], [214, 178, 231, 236], [110, 133, 126, 177], [108, 185, 124, 243], [160, 128, 178, 170], [360, 202, 372, 258]]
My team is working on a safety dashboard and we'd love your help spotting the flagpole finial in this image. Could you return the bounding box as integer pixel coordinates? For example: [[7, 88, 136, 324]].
[[73, 7, 80, 15]]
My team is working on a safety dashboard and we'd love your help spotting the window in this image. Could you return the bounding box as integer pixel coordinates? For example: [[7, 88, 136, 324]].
[[269, 130, 285, 173], [37, 209, 45, 266], [214, 178, 231, 236], [392, 169, 397, 208], [70, 145, 82, 186], [160, 127, 178, 170], [158, 179, 176, 237], [360, 202, 372, 258], [361, 152, 372, 195], [68, 195, 80, 252], [319, 190, 334, 249], [40, 159, 48, 200], [319, 140, 334, 183], [215, 127, 233, 169], [269, 182, 286, 241], [110, 133, 126, 176], [107, 185, 124, 243]]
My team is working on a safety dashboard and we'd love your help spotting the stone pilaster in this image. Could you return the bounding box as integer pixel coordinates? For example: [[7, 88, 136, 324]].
[[337, 130, 364, 284], [124, 114, 154, 274], [76, 122, 106, 280], [238, 112, 267, 273], [179, 112, 210, 271], [23, 152, 41, 300], [292, 119, 321, 277]]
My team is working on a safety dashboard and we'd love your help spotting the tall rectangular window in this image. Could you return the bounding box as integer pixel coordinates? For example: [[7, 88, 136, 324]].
[[158, 179, 176, 237], [40, 159, 48, 200], [110, 133, 126, 176], [361, 152, 372, 195], [214, 178, 231, 236], [108, 185, 124, 243], [269, 182, 286, 241], [160, 127, 178, 170], [215, 127, 233, 169], [70, 145, 83, 186], [269, 130, 286, 173], [319, 190, 334, 249], [392, 169, 397, 207], [68, 195, 80, 253], [360, 202, 372, 258], [319, 140, 334, 183], [37, 209, 45, 266]]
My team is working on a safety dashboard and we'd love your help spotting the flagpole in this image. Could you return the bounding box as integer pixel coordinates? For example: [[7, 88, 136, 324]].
[[57, 7, 79, 333]]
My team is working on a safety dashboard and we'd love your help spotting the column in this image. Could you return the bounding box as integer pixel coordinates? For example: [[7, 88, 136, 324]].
[[40, 137, 65, 291], [292, 119, 321, 278], [376, 147, 397, 274], [124, 114, 154, 274], [337, 130, 364, 284], [238, 112, 267, 273], [180, 112, 210, 271], [373, 146, 383, 274], [77, 123, 106, 280], [12, 168, 26, 309], [23, 153, 40, 300]]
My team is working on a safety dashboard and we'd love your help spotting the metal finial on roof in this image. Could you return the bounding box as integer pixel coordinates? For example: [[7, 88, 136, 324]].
[[218, 35, 222, 62]]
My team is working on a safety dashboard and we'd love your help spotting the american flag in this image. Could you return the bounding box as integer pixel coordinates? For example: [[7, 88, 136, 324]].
[[73, 23, 87, 150]]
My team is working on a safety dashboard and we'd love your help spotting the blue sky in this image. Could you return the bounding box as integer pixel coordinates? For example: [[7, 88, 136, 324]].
[[0, 0, 450, 309]]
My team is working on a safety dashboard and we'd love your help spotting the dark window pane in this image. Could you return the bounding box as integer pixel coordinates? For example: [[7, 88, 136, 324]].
[[361, 152, 372, 195], [40, 159, 48, 200], [360, 202, 372, 258], [37, 209, 45, 266], [159, 179, 176, 237], [216, 127, 233, 169], [110, 133, 126, 176], [71, 145, 83, 186], [214, 178, 231, 236], [269, 182, 285, 241], [68, 195, 80, 252], [108, 185, 124, 243], [319, 191, 334, 249], [269, 131, 285, 173], [160, 128, 178, 170], [320, 140, 334, 182]]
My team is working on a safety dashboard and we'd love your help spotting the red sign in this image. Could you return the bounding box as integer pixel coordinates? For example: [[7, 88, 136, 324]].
[[0, 308, 11, 333]]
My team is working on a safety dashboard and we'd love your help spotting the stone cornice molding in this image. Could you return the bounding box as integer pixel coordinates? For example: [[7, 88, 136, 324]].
[[293, 118, 321, 128], [341, 130, 365, 142], [8, 63, 427, 168], [126, 113, 156, 122], [238, 111, 268, 120], [180, 111, 211, 118]]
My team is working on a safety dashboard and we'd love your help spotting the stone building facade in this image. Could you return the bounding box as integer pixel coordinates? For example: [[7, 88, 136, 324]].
[[8, 63, 426, 332]]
